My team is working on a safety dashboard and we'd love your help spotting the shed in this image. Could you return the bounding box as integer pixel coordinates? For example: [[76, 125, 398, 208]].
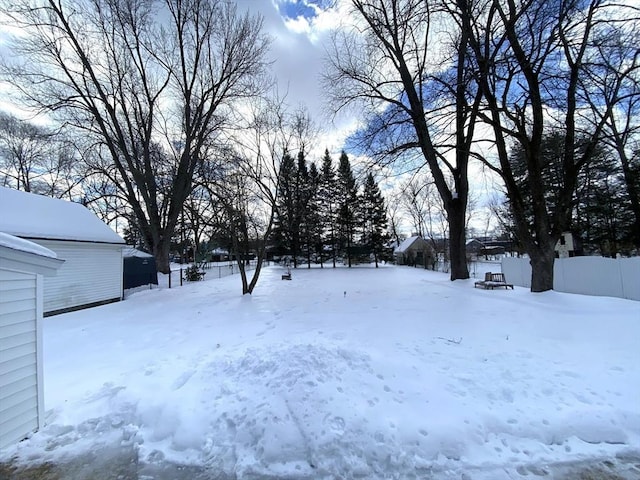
[[0, 232, 63, 449], [0, 187, 125, 316], [394, 235, 434, 268], [123, 247, 158, 290]]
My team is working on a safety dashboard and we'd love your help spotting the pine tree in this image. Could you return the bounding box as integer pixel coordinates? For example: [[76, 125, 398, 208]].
[[318, 149, 338, 267], [336, 151, 359, 267], [303, 162, 322, 267], [273, 153, 297, 259], [291, 151, 310, 267], [361, 172, 389, 267]]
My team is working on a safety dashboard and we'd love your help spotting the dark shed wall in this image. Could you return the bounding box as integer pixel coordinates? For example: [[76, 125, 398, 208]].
[[123, 256, 158, 289]]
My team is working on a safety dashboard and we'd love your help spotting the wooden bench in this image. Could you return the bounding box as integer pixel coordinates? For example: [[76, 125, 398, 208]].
[[474, 272, 513, 290], [281, 269, 292, 280]]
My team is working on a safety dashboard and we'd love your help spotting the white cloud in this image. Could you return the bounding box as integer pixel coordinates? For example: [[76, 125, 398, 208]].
[[236, 0, 361, 161]]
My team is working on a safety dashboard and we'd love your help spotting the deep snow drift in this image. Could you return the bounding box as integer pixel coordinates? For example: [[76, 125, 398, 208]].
[[2, 265, 639, 479]]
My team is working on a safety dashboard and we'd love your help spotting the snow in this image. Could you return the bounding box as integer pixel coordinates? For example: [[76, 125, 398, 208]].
[[2, 265, 639, 478], [0, 231, 57, 258], [123, 246, 154, 258], [0, 186, 124, 244]]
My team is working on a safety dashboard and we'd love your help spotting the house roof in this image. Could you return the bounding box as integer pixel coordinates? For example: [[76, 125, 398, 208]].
[[0, 187, 124, 244], [394, 235, 425, 254], [0, 231, 57, 258], [0, 232, 64, 275]]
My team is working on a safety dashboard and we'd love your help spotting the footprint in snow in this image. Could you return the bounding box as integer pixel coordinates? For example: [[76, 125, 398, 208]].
[[171, 370, 195, 391]]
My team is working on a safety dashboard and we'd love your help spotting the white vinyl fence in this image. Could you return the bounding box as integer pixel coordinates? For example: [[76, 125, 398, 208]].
[[501, 256, 640, 301]]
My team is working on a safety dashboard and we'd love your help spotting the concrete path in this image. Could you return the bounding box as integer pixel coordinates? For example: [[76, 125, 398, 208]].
[[2, 447, 640, 480]]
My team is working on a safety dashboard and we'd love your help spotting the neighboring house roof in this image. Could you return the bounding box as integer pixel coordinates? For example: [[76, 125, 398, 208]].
[[394, 236, 428, 254], [123, 246, 154, 258], [0, 187, 124, 244]]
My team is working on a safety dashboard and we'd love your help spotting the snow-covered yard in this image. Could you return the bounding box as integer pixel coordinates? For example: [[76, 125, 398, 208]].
[[2, 265, 639, 479]]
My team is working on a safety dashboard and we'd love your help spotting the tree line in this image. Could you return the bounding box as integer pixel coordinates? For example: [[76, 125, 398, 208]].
[[324, 0, 639, 291], [272, 149, 388, 269], [1, 0, 638, 293]]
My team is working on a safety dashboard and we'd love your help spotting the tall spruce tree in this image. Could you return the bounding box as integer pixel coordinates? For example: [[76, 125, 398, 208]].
[[293, 151, 311, 267], [303, 162, 322, 267], [361, 172, 388, 267], [319, 149, 338, 267], [273, 153, 297, 259], [336, 151, 359, 267]]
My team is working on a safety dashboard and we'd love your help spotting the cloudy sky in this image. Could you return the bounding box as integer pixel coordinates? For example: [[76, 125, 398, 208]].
[[0, 1, 354, 153], [235, 0, 356, 160], [0, 0, 499, 233]]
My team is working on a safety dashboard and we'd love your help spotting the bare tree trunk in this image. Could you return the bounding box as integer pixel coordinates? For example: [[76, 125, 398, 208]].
[[529, 244, 556, 293], [153, 240, 172, 276], [447, 199, 468, 281]]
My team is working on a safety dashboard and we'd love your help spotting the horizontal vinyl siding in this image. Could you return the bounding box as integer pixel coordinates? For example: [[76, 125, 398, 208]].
[[0, 268, 38, 449], [0, 411, 38, 449], [35, 240, 123, 314]]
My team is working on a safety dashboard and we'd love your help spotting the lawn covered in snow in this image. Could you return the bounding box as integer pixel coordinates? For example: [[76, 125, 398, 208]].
[[3, 265, 639, 479]]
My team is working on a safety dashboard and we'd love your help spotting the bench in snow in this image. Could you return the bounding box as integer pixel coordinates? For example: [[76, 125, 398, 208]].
[[474, 272, 513, 290]]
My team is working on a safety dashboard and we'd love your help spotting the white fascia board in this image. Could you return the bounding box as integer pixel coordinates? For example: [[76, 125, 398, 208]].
[[0, 245, 65, 276]]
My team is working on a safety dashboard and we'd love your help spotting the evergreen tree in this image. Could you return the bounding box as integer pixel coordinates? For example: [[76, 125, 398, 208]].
[[273, 153, 297, 258], [361, 172, 389, 267], [291, 151, 310, 267], [575, 149, 635, 256], [303, 162, 322, 267], [274, 150, 318, 267], [505, 132, 636, 257], [292, 150, 312, 268], [336, 151, 359, 267], [318, 149, 338, 267]]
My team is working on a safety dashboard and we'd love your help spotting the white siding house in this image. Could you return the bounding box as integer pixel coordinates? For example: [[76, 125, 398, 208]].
[[0, 233, 63, 449], [0, 187, 125, 316]]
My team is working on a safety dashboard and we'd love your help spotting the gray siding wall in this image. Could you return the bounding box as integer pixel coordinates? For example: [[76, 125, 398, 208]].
[[0, 269, 39, 449], [35, 240, 123, 314]]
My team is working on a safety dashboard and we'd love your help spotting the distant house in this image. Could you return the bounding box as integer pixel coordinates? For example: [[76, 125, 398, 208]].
[[555, 232, 583, 258], [209, 247, 230, 262], [466, 238, 485, 255], [394, 235, 434, 268], [467, 237, 512, 258], [0, 187, 125, 316], [0, 233, 63, 449]]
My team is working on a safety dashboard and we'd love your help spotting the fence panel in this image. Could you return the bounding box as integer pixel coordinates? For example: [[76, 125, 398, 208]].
[[500, 256, 639, 301], [619, 257, 640, 301], [501, 257, 532, 288]]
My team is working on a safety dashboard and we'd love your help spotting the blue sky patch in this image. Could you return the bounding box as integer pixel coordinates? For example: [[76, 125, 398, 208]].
[[275, 0, 332, 21]]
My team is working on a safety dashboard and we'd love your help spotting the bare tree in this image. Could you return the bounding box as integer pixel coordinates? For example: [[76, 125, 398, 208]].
[[325, 0, 482, 280], [0, 111, 83, 198], [398, 174, 448, 262], [201, 96, 304, 294], [460, 0, 639, 291], [2, 0, 270, 273], [386, 193, 404, 247]]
